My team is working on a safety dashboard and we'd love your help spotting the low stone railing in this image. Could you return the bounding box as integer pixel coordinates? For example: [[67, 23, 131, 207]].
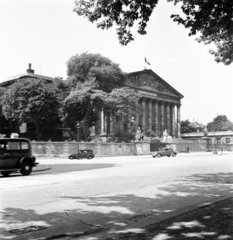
[[31, 141, 233, 157]]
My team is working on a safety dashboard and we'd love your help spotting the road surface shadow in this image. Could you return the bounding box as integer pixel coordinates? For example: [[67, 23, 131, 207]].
[[1, 172, 233, 239], [0, 163, 116, 178]]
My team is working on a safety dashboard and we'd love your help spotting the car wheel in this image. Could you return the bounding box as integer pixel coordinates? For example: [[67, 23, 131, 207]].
[[156, 154, 162, 158], [1, 171, 12, 177], [172, 153, 176, 157], [20, 161, 32, 176], [87, 155, 92, 159], [69, 156, 74, 160]]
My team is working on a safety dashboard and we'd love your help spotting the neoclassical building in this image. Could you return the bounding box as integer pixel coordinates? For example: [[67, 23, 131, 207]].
[[92, 69, 183, 138], [0, 65, 183, 140]]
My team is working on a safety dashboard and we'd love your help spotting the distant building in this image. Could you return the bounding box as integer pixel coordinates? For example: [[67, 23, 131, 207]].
[[181, 131, 233, 145], [190, 121, 205, 132], [0, 64, 67, 141]]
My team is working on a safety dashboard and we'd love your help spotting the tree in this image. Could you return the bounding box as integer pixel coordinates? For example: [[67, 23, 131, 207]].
[[207, 115, 233, 132], [104, 87, 141, 141], [171, 0, 233, 65], [1, 79, 62, 140], [180, 119, 196, 133], [74, 0, 233, 65], [67, 52, 125, 92], [61, 79, 106, 140]]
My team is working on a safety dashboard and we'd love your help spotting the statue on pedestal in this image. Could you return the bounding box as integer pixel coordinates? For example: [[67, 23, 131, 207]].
[[204, 127, 208, 137], [161, 129, 173, 143], [135, 127, 142, 141]]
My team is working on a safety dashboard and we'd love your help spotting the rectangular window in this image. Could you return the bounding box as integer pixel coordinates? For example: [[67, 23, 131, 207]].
[[8, 141, 20, 150], [21, 142, 29, 149]]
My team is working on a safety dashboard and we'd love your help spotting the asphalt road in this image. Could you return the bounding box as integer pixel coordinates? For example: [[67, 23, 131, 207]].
[[1, 152, 233, 240], [1, 161, 116, 177]]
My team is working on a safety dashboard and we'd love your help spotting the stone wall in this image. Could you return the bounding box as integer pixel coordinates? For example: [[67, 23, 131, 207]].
[[31, 141, 233, 157]]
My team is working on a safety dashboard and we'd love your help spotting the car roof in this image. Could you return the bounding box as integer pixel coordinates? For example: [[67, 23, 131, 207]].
[[0, 138, 30, 141]]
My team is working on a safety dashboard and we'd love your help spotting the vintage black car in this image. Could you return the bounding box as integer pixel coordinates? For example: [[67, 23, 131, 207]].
[[0, 138, 38, 177], [68, 150, 94, 160], [152, 147, 177, 158]]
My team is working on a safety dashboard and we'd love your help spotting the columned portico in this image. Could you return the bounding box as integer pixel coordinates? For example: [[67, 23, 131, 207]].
[[95, 69, 183, 139]]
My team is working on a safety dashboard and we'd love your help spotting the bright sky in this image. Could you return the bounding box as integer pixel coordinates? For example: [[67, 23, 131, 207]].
[[0, 0, 232, 125]]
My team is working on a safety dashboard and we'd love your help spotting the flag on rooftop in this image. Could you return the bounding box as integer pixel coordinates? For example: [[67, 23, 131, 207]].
[[144, 57, 151, 65]]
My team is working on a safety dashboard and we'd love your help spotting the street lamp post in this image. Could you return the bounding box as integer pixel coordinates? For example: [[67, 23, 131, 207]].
[[213, 124, 217, 154], [77, 122, 80, 152]]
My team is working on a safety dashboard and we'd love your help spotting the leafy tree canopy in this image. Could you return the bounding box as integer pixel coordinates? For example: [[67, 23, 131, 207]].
[[181, 119, 196, 133], [103, 87, 141, 141], [207, 115, 233, 131], [61, 79, 106, 131], [67, 52, 125, 92], [1, 79, 62, 140], [74, 0, 233, 65], [104, 87, 141, 117]]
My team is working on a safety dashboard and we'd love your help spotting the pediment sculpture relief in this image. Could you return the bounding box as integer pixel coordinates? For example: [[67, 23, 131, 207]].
[[126, 73, 174, 95]]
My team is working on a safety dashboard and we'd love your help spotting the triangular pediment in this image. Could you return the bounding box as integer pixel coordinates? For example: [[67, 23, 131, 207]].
[[126, 69, 183, 98]]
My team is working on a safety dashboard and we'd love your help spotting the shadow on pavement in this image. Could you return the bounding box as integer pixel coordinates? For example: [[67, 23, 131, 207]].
[[1, 172, 233, 239], [0, 163, 116, 178]]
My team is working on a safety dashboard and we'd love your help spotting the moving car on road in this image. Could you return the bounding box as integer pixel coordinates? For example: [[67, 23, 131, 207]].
[[68, 150, 94, 160], [0, 138, 38, 177], [152, 147, 177, 158]]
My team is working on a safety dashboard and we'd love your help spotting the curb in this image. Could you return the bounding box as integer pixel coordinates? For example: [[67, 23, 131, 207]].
[[80, 192, 233, 240], [32, 166, 51, 172]]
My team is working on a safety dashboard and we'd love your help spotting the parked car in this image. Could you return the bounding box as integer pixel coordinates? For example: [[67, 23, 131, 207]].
[[152, 147, 177, 158], [0, 138, 38, 177], [68, 150, 94, 160]]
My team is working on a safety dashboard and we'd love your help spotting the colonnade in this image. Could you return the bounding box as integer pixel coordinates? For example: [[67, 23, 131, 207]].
[[134, 97, 181, 138], [92, 97, 181, 138]]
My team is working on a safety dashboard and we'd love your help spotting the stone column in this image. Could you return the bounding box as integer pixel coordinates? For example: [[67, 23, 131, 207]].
[[148, 99, 152, 130], [110, 113, 114, 136], [160, 101, 165, 134], [156, 101, 160, 137], [164, 102, 167, 131], [151, 100, 155, 132], [142, 98, 146, 132], [177, 104, 181, 138], [169, 105, 173, 137], [166, 103, 171, 135], [100, 108, 105, 135], [171, 104, 176, 137]]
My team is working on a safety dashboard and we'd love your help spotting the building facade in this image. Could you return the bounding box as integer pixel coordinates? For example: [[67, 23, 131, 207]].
[[91, 69, 183, 138], [0, 66, 183, 140]]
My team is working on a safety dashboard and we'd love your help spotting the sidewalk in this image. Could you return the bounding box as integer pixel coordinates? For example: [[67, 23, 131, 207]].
[[83, 193, 233, 240]]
